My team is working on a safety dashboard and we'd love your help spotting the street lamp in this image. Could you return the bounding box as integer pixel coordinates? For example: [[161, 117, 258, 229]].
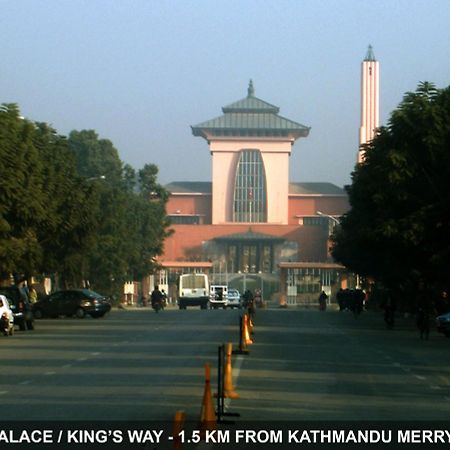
[[316, 210, 340, 225]]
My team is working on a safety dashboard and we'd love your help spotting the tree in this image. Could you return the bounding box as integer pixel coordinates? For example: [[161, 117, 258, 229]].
[[332, 82, 450, 296], [0, 105, 100, 286], [68, 132, 171, 297], [0, 104, 44, 279]]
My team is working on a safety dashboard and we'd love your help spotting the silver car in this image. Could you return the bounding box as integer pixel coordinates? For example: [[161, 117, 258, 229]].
[[227, 289, 242, 309]]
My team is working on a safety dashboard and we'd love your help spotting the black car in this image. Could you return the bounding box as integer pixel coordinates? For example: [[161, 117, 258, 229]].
[[32, 289, 111, 319], [0, 286, 35, 331]]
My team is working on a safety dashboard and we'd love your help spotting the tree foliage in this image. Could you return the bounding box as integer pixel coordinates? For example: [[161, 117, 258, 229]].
[[332, 82, 450, 292], [67, 131, 171, 296], [0, 106, 171, 297]]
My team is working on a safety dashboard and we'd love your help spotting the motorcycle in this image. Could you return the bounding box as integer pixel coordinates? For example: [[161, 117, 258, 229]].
[[152, 300, 163, 313]]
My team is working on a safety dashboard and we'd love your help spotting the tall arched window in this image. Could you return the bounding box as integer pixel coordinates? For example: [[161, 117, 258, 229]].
[[233, 150, 267, 222]]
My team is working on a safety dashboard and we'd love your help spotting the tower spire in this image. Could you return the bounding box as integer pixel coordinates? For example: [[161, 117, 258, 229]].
[[247, 79, 255, 97], [364, 44, 376, 61]]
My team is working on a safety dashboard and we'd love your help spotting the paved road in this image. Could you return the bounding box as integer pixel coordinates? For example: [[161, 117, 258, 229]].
[[1, 306, 449, 424], [1, 307, 241, 421], [233, 307, 450, 421]]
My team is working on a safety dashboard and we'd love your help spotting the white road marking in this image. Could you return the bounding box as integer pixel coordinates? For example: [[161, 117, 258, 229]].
[[44, 371, 56, 375], [0, 391, 9, 395]]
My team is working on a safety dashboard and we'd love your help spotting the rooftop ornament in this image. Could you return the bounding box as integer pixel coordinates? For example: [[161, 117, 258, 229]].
[[247, 79, 255, 97]]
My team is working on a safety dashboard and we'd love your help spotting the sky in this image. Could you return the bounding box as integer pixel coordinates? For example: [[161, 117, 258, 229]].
[[2, 0, 449, 188]]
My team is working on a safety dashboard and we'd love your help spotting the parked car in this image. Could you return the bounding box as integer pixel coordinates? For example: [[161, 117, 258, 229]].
[[0, 286, 34, 331], [436, 312, 450, 337], [32, 289, 111, 319], [227, 289, 242, 309], [0, 294, 14, 336]]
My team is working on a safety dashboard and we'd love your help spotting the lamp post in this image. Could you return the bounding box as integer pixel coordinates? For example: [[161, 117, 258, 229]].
[[316, 210, 340, 226]]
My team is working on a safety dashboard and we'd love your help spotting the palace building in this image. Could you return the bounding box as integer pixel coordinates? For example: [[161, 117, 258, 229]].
[[158, 79, 352, 305]]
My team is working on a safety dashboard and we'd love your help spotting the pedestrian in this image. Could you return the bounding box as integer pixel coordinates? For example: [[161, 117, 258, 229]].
[[416, 282, 432, 340], [382, 290, 396, 329], [318, 290, 328, 311], [353, 288, 365, 317], [254, 288, 262, 308], [242, 289, 255, 318], [337, 288, 345, 311], [161, 289, 167, 308], [28, 285, 38, 304]]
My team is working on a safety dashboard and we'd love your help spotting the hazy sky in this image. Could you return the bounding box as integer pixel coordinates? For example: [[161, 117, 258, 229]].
[[2, 0, 449, 187]]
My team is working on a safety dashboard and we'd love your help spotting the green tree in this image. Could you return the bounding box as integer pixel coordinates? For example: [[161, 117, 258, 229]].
[[68, 132, 171, 298], [33, 123, 100, 287], [0, 104, 44, 279], [0, 105, 99, 286], [332, 82, 450, 296]]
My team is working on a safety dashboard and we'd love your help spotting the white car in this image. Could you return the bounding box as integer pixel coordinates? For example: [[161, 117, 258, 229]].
[[209, 285, 228, 309], [227, 289, 242, 309], [0, 294, 14, 336]]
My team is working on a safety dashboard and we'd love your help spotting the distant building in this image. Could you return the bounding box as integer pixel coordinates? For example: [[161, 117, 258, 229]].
[[159, 80, 351, 305]]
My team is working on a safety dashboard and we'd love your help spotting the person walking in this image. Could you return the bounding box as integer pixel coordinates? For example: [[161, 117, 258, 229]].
[[242, 289, 255, 318], [382, 290, 396, 329], [416, 282, 432, 340], [318, 290, 328, 311]]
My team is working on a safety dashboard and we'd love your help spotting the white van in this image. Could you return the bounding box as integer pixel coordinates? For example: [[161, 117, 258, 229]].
[[178, 273, 209, 309], [209, 285, 228, 309]]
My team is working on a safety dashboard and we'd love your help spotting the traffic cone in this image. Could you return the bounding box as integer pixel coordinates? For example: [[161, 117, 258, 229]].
[[199, 363, 216, 435], [223, 343, 239, 399], [233, 315, 250, 355], [248, 315, 254, 335], [243, 314, 253, 345], [172, 410, 185, 450]]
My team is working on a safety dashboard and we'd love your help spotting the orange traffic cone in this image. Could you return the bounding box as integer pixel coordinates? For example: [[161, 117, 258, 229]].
[[223, 343, 239, 399], [248, 315, 254, 335], [233, 315, 250, 355], [172, 410, 185, 450], [199, 363, 216, 435], [243, 314, 253, 345]]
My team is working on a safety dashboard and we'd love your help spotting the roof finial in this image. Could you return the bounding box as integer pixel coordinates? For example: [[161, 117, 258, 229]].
[[247, 79, 255, 97], [364, 45, 376, 61]]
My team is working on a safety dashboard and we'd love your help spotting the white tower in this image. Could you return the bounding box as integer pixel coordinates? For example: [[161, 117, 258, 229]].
[[358, 45, 379, 163]]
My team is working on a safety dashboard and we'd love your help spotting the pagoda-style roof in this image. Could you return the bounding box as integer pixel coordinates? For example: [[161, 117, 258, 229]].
[[191, 80, 310, 140]]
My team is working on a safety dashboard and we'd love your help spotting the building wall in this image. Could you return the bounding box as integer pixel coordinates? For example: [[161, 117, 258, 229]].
[[287, 196, 350, 225], [166, 195, 212, 223], [162, 223, 329, 264], [209, 139, 292, 224]]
